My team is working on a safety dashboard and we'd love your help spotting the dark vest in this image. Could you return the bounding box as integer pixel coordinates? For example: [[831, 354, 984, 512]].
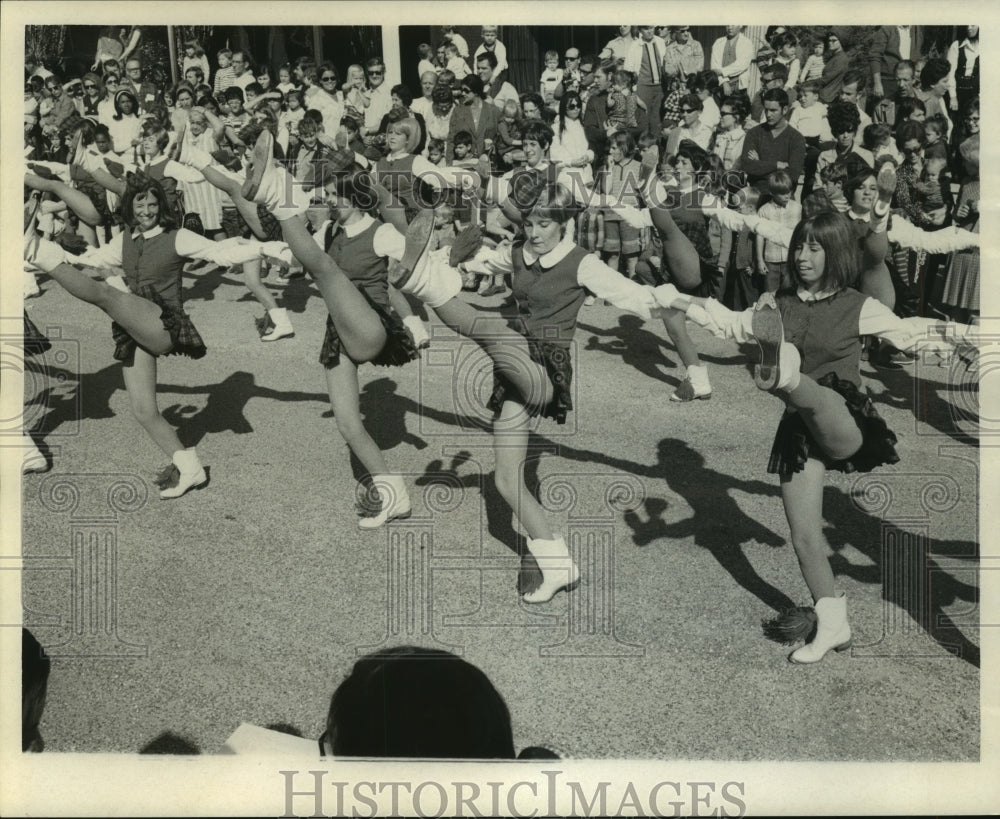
[[777, 288, 867, 388], [145, 158, 182, 221], [121, 229, 185, 310], [375, 153, 418, 213], [511, 242, 590, 348], [325, 219, 390, 306], [956, 47, 979, 98]]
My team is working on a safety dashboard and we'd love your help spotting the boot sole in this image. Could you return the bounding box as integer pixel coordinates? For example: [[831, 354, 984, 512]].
[[389, 209, 435, 288], [261, 331, 295, 342], [788, 639, 852, 664], [241, 129, 274, 201], [358, 508, 412, 530], [751, 303, 784, 390]]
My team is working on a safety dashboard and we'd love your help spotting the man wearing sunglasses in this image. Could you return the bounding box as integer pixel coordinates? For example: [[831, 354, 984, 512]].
[[41, 74, 77, 131], [363, 58, 392, 136], [663, 26, 705, 83]]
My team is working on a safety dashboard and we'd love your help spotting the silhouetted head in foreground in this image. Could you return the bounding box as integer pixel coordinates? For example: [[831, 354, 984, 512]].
[[322, 646, 516, 758]]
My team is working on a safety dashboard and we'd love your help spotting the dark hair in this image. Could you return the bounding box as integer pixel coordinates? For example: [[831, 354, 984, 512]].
[[476, 51, 498, 70], [325, 647, 516, 759], [679, 93, 703, 113], [767, 168, 794, 195], [787, 211, 859, 291], [197, 94, 220, 113], [761, 87, 790, 108], [895, 119, 925, 150], [843, 168, 876, 204], [720, 94, 747, 121], [112, 89, 139, 120], [557, 90, 583, 138], [59, 114, 97, 146], [140, 120, 170, 152], [322, 164, 379, 214], [893, 95, 925, 127], [520, 91, 545, 113], [390, 83, 413, 107], [801, 190, 836, 219], [431, 84, 453, 107], [365, 57, 386, 72], [673, 138, 712, 176], [762, 62, 788, 83], [827, 99, 861, 137], [522, 119, 554, 150], [185, 65, 205, 83], [772, 30, 798, 50], [245, 81, 264, 97], [841, 68, 868, 92], [920, 58, 950, 91], [462, 74, 485, 99], [453, 129, 474, 147], [121, 172, 178, 231], [223, 86, 245, 104], [862, 122, 892, 151]]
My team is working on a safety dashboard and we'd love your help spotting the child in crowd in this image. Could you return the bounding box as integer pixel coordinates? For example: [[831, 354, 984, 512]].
[[606, 70, 638, 134], [277, 88, 305, 150], [445, 43, 471, 81], [599, 129, 644, 279], [342, 64, 370, 121], [756, 170, 802, 292], [923, 114, 949, 161], [495, 99, 524, 167], [426, 137, 445, 166], [637, 132, 659, 179], [451, 130, 478, 171], [860, 123, 900, 166], [213, 48, 236, 96], [539, 50, 562, 110], [772, 31, 801, 92], [182, 39, 211, 88], [276, 63, 297, 95], [799, 39, 825, 83], [717, 186, 762, 310], [819, 160, 850, 213], [895, 96, 926, 125]]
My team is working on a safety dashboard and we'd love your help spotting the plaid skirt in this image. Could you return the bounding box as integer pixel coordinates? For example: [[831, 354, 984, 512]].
[[112, 285, 206, 366], [319, 285, 417, 369], [767, 372, 899, 476], [487, 338, 573, 425]]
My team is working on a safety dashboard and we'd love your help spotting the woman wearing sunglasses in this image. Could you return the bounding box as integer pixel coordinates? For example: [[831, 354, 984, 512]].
[[549, 90, 594, 190]]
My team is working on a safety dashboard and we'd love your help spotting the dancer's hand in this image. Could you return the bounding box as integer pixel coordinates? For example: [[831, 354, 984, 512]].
[[652, 283, 682, 309], [259, 241, 292, 267], [876, 161, 897, 203], [754, 291, 778, 311]]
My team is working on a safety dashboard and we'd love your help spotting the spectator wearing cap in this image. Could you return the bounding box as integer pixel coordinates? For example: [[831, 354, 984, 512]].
[[662, 26, 705, 82], [818, 28, 850, 104]]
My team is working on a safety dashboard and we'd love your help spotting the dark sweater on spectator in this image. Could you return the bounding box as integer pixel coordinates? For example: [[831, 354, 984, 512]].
[[739, 122, 806, 190]]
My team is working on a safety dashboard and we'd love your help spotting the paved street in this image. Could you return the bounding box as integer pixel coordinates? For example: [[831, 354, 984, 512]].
[[19, 260, 980, 762]]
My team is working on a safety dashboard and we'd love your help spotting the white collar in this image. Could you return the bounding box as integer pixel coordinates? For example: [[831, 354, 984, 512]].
[[132, 225, 164, 240], [796, 286, 838, 302], [522, 234, 575, 268], [342, 213, 375, 237]]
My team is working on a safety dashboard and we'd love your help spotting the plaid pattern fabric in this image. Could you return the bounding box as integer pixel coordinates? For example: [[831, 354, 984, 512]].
[[112, 284, 206, 366]]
